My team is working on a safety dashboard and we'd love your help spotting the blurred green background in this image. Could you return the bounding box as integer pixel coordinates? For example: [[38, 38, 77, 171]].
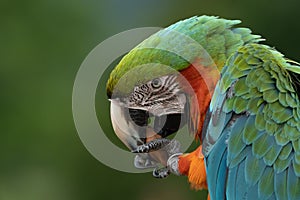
[[1, 0, 300, 199]]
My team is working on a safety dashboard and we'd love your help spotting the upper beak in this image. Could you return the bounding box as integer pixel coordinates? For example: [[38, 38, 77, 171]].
[[110, 99, 172, 167], [110, 99, 146, 150]]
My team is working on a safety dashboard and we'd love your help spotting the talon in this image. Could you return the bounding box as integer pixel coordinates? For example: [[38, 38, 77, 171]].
[[131, 138, 171, 153], [152, 167, 170, 178]]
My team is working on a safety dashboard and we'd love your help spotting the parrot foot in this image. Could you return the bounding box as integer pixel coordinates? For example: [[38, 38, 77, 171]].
[[131, 138, 171, 153], [167, 153, 182, 176], [152, 167, 170, 178], [151, 152, 182, 178]]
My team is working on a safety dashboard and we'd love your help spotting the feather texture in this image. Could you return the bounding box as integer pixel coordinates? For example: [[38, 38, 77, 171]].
[[107, 16, 262, 97], [204, 43, 300, 200]]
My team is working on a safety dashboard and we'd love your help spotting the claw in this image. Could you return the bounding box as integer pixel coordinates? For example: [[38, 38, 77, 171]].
[[131, 138, 171, 153], [152, 167, 170, 178]]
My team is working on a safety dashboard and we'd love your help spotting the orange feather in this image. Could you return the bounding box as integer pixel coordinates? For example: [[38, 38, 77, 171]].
[[179, 59, 219, 140], [178, 145, 208, 190]]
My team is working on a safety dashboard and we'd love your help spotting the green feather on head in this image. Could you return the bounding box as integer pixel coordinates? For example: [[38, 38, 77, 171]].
[[106, 15, 262, 98]]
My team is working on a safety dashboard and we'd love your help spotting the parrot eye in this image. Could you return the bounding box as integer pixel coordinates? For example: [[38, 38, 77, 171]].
[[151, 78, 162, 88]]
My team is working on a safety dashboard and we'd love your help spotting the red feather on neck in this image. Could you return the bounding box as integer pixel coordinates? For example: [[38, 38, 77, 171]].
[[178, 58, 220, 141]]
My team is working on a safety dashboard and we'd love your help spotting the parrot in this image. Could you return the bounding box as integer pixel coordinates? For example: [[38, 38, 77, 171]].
[[106, 16, 300, 199]]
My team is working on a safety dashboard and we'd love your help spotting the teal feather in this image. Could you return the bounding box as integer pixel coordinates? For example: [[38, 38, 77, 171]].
[[227, 115, 247, 159], [242, 115, 262, 144], [286, 93, 297, 108], [265, 121, 278, 135], [247, 97, 262, 114], [252, 133, 273, 159], [275, 170, 288, 200], [263, 89, 279, 103], [294, 153, 300, 164], [233, 97, 248, 113], [284, 124, 299, 139], [205, 127, 229, 199], [279, 92, 289, 107], [274, 153, 294, 173], [278, 143, 293, 160], [293, 159, 300, 177], [287, 165, 300, 200], [263, 143, 282, 166], [255, 105, 266, 131], [293, 140, 300, 154], [229, 145, 251, 168], [258, 167, 274, 199], [226, 163, 238, 200], [275, 130, 290, 145], [245, 152, 265, 185], [199, 27, 300, 200], [234, 77, 249, 96], [245, 69, 258, 88], [272, 106, 293, 123]]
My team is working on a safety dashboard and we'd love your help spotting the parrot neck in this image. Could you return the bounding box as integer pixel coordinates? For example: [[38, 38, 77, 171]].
[[179, 58, 220, 140]]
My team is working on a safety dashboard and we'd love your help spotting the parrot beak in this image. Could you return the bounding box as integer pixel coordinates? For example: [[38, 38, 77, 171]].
[[110, 97, 187, 150], [110, 99, 182, 168], [110, 99, 147, 150]]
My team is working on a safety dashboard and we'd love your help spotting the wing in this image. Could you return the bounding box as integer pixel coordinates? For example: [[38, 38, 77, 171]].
[[202, 43, 300, 200]]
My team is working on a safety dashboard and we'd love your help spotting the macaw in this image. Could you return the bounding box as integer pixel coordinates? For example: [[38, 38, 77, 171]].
[[106, 16, 300, 199]]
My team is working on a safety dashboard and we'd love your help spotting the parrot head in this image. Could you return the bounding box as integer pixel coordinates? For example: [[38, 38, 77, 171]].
[[109, 71, 189, 150], [107, 59, 205, 173], [106, 16, 222, 170]]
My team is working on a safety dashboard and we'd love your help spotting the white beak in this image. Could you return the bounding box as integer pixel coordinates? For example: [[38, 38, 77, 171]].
[[110, 99, 146, 150]]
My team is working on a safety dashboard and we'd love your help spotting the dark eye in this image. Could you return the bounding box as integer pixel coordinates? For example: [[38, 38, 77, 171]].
[[151, 78, 161, 88]]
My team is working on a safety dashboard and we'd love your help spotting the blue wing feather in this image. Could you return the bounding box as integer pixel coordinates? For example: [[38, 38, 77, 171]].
[[205, 128, 228, 199], [275, 170, 288, 200], [203, 44, 300, 199], [287, 165, 300, 200]]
